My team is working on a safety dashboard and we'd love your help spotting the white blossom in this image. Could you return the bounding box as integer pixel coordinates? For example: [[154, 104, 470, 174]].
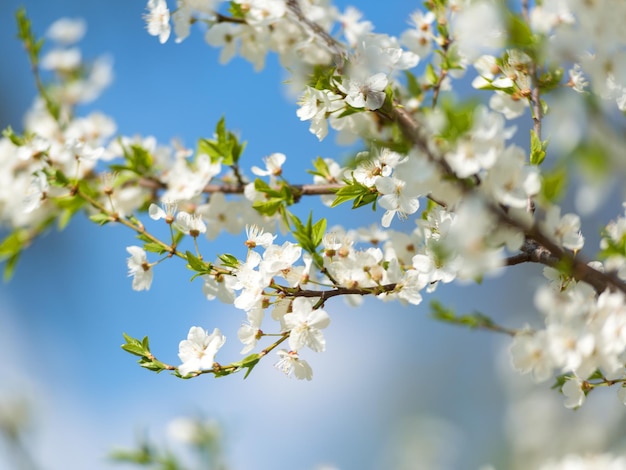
[[126, 246, 153, 291], [178, 327, 226, 376]]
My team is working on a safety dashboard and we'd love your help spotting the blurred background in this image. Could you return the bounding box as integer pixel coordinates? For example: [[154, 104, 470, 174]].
[[1, 1, 626, 469]]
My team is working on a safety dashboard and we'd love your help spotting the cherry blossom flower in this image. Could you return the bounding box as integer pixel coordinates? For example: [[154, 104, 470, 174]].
[[202, 273, 236, 304], [198, 193, 244, 240], [274, 349, 313, 380], [245, 224, 276, 249], [261, 241, 302, 276], [284, 298, 331, 352], [542, 206, 585, 252], [375, 176, 420, 227], [41, 48, 82, 71], [238, 307, 264, 354], [337, 72, 388, 110], [46, 18, 87, 45], [205, 23, 242, 66], [126, 246, 153, 291], [144, 0, 171, 44], [400, 10, 435, 58], [174, 211, 207, 237], [148, 201, 177, 223], [178, 327, 226, 376], [296, 87, 344, 141], [510, 331, 554, 383], [338, 6, 373, 46], [562, 377, 586, 409], [240, 0, 286, 26], [251, 152, 286, 178], [23, 171, 49, 213]]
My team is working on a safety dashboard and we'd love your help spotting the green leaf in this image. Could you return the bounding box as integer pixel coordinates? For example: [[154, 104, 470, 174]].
[[289, 212, 326, 256], [228, 1, 246, 19], [430, 299, 456, 323], [572, 141, 610, 180], [143, 242, 168, 254], [537, 68, 564, 92], [118, 144, 154, 176], [186, 250, 210, 273], [89, 213, 112, 225], [425, 63, 438, 86], [197, 116, 245, 165], [437, 97, 478, 144], [530, 129, 547, 165], [252, 198, 285, 216], [2, 126, 26, 146], [430, 300, 497, 330], [52, 169, 70, 187], [308, 63, 336, 90], [551, 373, 569, 390], [540, 165, 567, 203], [507, 11, 535, 51], [53, 194, 86, 230], [307, 156, 331, 179], [242, 353, 260, 379], [139, 359, 167, 372], [197, 138, 222, 160], [404, 70, 423, 98], [331, 181, 377, 209], [121, 333, 147, 357], [311, 217, 327, 248], [218, 253, 239, 269]]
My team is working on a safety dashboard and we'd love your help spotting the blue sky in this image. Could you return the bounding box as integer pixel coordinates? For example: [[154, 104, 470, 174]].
[[0, 1, 607, 469]]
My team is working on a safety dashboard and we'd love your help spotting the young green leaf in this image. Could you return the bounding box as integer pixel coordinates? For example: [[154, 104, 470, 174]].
[[530, 129, 547, 165]]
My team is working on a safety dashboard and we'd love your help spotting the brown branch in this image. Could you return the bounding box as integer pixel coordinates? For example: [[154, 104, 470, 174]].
[[285, 0, 346, 71], [276, 283, 398, 303], [136, 177, 343, 196], [386, 106, 626, 295], [214, 12, 246, 24]]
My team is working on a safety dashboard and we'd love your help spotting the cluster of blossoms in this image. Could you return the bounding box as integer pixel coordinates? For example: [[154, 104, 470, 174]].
[[3, 0, 626, 434]]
